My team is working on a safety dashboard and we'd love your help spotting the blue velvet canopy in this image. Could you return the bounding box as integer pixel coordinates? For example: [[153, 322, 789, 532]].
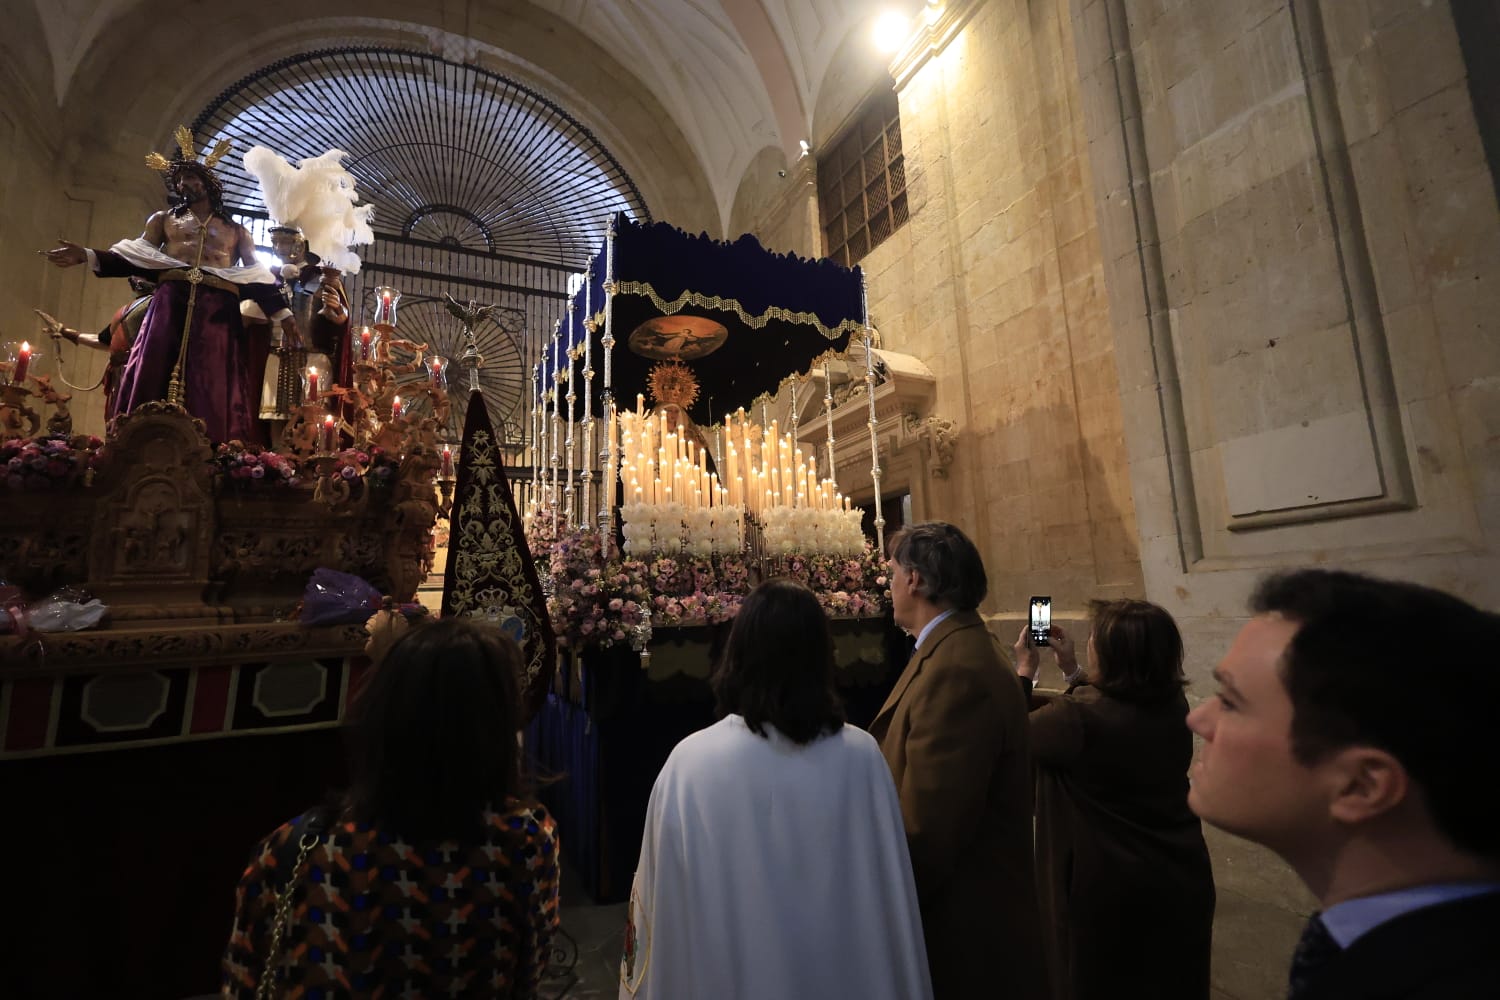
[[540, 213, 866, 426]]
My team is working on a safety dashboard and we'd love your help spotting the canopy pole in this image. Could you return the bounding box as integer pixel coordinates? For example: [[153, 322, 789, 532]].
[[861, 272, 885, 553], [599, 217, 619, 555], [564, 303, 577, 528], [581, 260, 595, 527], [823, 360, 837, 488], [549, 321, 562, 533]]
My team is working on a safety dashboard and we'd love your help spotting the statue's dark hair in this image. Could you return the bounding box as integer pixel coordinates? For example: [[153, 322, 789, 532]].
[[165, 160, 231, 224]]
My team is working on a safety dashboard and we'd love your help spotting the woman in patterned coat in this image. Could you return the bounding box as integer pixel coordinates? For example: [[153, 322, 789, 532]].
[[222, 618, 560, 998]]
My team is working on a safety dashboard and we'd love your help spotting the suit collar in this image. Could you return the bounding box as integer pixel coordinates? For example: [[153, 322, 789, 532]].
[[872, 610, 984, 731], [1312, 890, 1500, 996]]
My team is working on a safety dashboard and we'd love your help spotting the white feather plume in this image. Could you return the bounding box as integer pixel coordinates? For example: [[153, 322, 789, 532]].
[[243, 145, 375, 273]]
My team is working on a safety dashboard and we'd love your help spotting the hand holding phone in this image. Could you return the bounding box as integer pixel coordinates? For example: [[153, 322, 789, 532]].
[[1028, 596, 1052, 647]]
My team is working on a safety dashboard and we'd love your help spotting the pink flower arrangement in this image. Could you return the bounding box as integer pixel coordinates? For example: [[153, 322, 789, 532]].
[[532, 527, 889, 651], [214, 441, 299, 487], [1, 433, 103, 491]]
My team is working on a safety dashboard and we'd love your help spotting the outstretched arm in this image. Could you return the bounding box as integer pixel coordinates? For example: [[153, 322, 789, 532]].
[[43, 211, 169, 270], [40, 240, 87, 268]]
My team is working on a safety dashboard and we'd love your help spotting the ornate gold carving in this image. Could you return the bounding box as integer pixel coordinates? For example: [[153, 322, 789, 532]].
[[646, 361, 700, 411], [910, 415, 957, 478], [3, 408, 438, 627]]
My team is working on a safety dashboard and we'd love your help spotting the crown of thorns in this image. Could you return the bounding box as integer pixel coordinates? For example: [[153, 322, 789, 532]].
[[144, 125, 231, 175]]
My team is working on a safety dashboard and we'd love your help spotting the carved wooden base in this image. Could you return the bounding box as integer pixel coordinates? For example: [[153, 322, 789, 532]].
[[0, 404, 438, 629]]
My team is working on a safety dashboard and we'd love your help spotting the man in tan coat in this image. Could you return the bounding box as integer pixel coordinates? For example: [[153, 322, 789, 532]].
[[869, 522, 1047, 999]]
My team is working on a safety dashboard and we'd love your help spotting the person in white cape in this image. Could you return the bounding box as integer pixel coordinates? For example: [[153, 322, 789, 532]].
[[619, 579, 933, 1000]]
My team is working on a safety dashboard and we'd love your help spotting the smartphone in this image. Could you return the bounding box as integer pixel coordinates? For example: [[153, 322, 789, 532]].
[[1029, 596, 1052, 647]]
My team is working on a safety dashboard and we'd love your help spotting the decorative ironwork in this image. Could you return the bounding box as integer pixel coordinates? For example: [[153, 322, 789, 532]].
[[538, 926, 581, 999], [192, 47, 651, 443], [191, 47, 648, 267], [353, 291, 525, 444], [818, 87, 906, 268]]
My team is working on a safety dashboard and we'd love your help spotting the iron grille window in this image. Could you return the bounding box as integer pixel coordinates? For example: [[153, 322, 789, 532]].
[[818, 88, 907, 267]]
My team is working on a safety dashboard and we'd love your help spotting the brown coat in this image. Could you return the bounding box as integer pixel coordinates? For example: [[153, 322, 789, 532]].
[[870, 611, 1048, 1000], [1030, 684, 1215, 1000]]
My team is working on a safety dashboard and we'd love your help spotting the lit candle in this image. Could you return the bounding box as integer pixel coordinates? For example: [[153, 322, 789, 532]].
[[429, 357, 444, 386], [391, 395, 402, 421], [441, 444, 455, 479], [321, 414, 336, 453], [359, 326, 372, 361], [12, 341, 31, 384], [306, 366, 319, 402]]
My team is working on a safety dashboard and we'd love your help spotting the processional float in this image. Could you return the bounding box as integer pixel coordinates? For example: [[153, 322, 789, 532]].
[[519, 214, 891, 659]]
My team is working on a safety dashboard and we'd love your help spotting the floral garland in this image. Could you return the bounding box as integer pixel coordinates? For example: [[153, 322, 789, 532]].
[[4, 433, 405, 495], [531, 526, 890, 652], [211, 442, 401, 491], [214, 442, 300, 486], [2, 433, 104, 491]]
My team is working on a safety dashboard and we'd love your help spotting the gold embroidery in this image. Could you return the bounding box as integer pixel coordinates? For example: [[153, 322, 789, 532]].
[[445, 429, 550, 690]]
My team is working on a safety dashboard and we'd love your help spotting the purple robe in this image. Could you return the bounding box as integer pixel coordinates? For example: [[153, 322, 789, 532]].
[[94, 248, 284, 444]]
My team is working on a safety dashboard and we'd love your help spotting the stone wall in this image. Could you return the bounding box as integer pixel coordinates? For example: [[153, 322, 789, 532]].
[[738, 1, 1499, 996], [1071, 0, 1500, 995], [0, 8, 115, 440], [865, 0, 1145, 617]]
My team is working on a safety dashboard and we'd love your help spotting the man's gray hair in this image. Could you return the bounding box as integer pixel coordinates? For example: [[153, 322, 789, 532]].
[[887, 521, 988, 612]]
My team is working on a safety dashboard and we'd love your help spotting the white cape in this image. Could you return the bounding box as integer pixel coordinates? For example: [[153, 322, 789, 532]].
[[620, 716, 933, 1000], [104, 237, 278, 285]]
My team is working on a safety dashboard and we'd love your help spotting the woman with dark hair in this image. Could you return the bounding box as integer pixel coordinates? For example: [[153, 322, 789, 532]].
[[620, 579, 932, 1000], [222, 618, 560, 998], [1013, 599, 1215, 1000]]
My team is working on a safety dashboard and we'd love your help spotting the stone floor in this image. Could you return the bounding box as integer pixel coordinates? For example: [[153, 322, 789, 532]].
[[544, 864, 627, 1000]]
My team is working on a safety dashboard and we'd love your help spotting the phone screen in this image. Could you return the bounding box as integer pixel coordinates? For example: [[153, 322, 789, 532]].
[[1029, 596, 1051, 646]]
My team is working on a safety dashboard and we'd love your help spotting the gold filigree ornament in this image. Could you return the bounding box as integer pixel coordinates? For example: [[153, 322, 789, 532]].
[[646, 360, 700, 411], [144, 126, 233, 174]]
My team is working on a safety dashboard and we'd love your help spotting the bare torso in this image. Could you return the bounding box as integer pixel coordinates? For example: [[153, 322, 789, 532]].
[[144, 207, 256, 269]]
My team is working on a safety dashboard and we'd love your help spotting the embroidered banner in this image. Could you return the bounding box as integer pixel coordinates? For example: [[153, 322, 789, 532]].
[[441, 390, 557, 722]]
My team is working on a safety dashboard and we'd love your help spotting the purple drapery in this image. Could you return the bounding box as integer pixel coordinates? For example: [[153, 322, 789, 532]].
[[110, 280, 260, 444]]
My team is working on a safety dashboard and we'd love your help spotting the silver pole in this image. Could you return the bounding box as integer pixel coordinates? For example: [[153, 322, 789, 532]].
[[564, 303, 577, 528], [823, 360, 836, 487], [598, 218, 618, 552], [581, 263, 595, 529], [549, 322, 562, 531], [861, 272, 885, 552], [534, 361, 546, 509]]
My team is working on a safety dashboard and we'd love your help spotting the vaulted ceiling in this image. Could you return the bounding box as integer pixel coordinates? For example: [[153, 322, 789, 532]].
[[22, 0, 916, 233]]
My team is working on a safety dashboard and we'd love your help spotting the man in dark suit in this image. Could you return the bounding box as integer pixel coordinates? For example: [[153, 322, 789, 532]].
[[869, 522, 1047, 1000], [1188, 569, 1500, 999]]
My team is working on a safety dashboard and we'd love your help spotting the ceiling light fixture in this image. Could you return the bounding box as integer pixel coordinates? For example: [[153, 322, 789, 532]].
[[872, 10, 911, 54]]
